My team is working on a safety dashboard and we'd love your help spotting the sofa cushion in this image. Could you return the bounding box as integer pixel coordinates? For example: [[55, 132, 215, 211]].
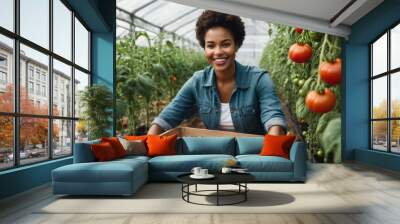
[[91, 142, 118, 161], [148, 154, 235, 172], [101, 137, 127, 158], [236, 155, 293, 172], [236, 137, 264, 155], [260, 135, 296, 159], [119, 138, 147, 156], [52, 158, 147, 183], [147, 134, 177, 157], [179, 137, 235, 155]]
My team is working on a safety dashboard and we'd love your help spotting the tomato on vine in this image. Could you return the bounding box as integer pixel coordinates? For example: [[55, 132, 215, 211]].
[[294, 27, 303, 34], [319, 58, 341, 85], [288, 43, 313, 63], [305, 88, 336, 113]]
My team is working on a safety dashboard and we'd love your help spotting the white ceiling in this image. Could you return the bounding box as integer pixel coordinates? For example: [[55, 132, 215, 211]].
[[167, 0, 384, 38], [116, 0, 384, 66]]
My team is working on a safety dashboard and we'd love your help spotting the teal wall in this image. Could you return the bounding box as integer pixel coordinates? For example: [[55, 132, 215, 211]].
[[344, 0, 400, 171], [0, 0, 116, 199]]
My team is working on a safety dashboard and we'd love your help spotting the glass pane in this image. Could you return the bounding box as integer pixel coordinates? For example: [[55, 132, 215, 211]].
[[74, 69, 89, 118], [53, 119, 72, 158], [372, 121, 388, 151], [372, 33, 387, 76], [20, 0, 49, 49], [0, 34, 14, 112], [141, 3, 193, 26], [53, 0, 72, 60], [165, 11, 201, 32], [0, 116, 14, 170], [391, 120, 400, 153], [0, 0, 14, 31], [75, 120, 88, 142], [20, 117, 49, 165], [391, 24, 400, 70], [391, 72, 400, 118], [117, 0, 154, 13], [53, 59, 72, 117], [372, 77, 387, 119], [20, 44, 49, 115], [74, 17, 89, 70]]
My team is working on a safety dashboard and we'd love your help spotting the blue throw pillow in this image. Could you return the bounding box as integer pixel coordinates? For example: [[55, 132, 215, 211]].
[[180, 137, 235, 155], [236, 137, 264, 155]]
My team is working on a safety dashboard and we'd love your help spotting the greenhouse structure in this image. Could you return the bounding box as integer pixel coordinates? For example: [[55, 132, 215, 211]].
[[1, 0, 400, 223]]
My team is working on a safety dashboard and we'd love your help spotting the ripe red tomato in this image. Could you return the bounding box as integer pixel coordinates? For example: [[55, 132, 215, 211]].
[[305, 88, 336, 113], [319, 58, 342, 85], [288, 43, 313, 63], [295, 27, 303, 33]]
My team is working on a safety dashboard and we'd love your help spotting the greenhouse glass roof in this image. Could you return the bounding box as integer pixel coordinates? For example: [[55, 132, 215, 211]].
[[116, 0, 272, 66], [117, 0, 382, 65]]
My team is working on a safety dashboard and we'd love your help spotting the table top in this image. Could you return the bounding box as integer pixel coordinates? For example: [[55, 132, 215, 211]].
[[177, 172, 255, 185]]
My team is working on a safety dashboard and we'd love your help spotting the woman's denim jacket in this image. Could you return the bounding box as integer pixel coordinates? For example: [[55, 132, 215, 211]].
[[152, 61, 287, 135]]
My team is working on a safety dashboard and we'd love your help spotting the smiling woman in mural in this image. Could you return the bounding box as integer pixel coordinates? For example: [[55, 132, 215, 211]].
[[147, 10, 287, 135]]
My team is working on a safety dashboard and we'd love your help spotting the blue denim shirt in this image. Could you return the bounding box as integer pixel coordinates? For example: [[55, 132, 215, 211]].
[[152, 61, 287, 135]]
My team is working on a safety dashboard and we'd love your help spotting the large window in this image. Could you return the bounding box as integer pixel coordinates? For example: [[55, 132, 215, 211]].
[[370, 23, 400, 154], [0, 0, 91, 171]]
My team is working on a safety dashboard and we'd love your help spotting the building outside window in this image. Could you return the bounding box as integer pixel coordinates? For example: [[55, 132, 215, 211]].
[[42, 85, 46, 97], [28, 66, 34, 80], [28, 81, 34, 94], [35, 70, 40, 81], [0, 71, 6, 84], [0, 54, 7, 88], [41, 73, 46, 83], [0, 0, 91, 170], [35, 83, 40, 95]]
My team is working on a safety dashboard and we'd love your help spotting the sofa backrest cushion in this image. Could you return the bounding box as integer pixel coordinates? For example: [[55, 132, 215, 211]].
[[73, 139, 100, 163], [179, 137, 235, 155], [236, 137, 264, 155]]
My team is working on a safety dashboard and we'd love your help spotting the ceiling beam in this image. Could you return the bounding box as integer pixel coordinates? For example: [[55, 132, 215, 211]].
[[166, 0, 351, 38], [330, 0, 365, 27], [170, 17, 197, 33], [132, 0, 157, 14], [161, 8, 198, 28], [330, 0, 383, 27]]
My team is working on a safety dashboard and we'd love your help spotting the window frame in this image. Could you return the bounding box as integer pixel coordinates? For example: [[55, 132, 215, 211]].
[[0, 0, 92, 171], [370, 20, 400, 154]]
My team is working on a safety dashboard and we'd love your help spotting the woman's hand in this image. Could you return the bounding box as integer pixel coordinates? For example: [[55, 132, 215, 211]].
[[147, 124, 163, 135], [268, 125, 285, 136]]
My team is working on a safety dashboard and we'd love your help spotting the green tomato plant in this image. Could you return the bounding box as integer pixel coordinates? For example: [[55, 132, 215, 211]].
[[116, 31, 207, 135], [260, 25, 342, 163]]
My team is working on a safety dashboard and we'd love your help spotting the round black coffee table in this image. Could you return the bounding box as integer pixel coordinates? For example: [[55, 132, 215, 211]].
[[177, 173, 255, 206]]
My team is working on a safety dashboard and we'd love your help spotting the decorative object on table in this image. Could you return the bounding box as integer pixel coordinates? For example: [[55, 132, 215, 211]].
[[190, 167, 213, 179], [221, 167, 248, 174], [191, 167, 202, 176], [225, 159, 238, 167], [221, 167, 232, 173]]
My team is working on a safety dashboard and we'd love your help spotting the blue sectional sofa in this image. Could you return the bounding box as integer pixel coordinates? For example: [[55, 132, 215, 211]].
[[52, 136, 307, 196]]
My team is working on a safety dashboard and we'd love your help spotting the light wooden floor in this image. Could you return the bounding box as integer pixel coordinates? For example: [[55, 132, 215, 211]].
[[1, 162, 400, 224]]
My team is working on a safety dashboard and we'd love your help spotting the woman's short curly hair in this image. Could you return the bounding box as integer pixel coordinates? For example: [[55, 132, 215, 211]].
[[195, 10, 245, 49]]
